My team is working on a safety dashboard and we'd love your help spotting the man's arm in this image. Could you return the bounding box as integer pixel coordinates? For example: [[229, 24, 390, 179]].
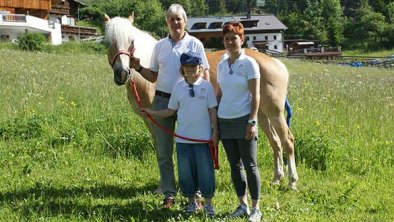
[[130, 57, 158, 83]]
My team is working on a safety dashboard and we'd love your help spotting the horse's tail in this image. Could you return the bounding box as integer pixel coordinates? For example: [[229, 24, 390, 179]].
[[285, 96, 293, 127]]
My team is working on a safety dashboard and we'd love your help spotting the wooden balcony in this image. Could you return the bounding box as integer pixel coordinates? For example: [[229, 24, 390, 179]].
[[0, 0, 52, 10], [49, 6, 70, 16], [62, 25, 97, 38]]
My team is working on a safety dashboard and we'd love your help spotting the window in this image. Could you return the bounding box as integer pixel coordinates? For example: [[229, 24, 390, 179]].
[[265, 36, 268, 40], [208, 22, 222, 29], [253, 36, 256, 40], [274, 35, 277, 40], [191, 23, 207, 30], [246, 36, 250, 41], [274, 45, 278, 49], [240, 20, 258, 28]]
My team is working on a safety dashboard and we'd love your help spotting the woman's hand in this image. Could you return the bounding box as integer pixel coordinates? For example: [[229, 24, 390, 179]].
[[245, 124, 257, 141]]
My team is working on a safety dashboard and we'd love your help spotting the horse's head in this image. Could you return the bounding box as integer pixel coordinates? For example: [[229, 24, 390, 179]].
[[105, 14, 135, 85]]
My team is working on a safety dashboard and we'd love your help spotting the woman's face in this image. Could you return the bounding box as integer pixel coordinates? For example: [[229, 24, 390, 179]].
[[223, 32, 244, 52]]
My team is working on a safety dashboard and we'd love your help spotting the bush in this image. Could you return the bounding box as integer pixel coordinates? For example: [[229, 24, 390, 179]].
[[17, 32, 46, 51]]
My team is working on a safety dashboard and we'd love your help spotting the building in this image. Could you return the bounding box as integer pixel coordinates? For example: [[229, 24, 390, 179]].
[[186, 15, 287, 53], [0, 0, 97, 44]]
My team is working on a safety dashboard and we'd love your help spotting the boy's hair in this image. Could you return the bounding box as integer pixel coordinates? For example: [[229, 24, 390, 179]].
[[180, 52, 202, 65]]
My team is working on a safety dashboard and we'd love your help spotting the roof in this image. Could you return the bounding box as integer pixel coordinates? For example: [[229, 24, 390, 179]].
[[186, 15, 287, 33]]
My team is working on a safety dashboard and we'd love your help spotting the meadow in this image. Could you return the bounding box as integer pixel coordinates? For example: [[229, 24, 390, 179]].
[[0, 48, 393, 221]]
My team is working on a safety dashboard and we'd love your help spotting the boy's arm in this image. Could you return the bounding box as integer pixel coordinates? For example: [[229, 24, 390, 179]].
[[208, 106, 219, 147], [142, 108, 176, 118]]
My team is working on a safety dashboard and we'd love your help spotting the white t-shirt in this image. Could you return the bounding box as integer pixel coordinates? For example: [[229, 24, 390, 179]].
[[217, 50, 260, 119], [150, 33, 210, 94], [168, 77, 217, 143]]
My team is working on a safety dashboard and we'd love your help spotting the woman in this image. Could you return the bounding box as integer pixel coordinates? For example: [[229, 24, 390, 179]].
[[216, 22, 262, 222]]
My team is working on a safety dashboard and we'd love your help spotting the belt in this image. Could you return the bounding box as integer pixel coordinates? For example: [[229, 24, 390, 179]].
[[155, 90, 171, 99]]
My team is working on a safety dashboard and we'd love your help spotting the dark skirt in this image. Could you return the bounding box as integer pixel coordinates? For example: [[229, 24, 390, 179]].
[[218, 114, 249, 139]]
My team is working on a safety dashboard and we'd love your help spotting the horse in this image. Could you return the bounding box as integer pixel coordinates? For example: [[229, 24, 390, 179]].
[[104, 14, 298, 190]]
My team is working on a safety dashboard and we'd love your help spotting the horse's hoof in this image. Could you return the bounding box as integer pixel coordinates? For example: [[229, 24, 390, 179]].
[[271, 180, 281, 186], [271, 175, 284, 186], [288, 182, 298, 191]]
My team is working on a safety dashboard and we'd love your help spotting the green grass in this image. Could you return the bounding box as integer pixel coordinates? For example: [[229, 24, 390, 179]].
[[0, 49, 393, 221], [342, 49, 394, 57]]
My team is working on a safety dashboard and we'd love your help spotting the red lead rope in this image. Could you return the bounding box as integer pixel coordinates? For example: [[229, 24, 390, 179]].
[[130, 80, 219, 169]]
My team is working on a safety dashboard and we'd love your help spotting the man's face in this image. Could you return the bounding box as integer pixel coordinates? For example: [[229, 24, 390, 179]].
[[166, 13, 186, 36]]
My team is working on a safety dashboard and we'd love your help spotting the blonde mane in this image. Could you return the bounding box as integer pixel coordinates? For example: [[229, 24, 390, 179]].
[[105, 17, 157, 67]]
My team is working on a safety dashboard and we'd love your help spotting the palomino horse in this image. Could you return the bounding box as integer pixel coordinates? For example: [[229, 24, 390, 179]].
[[104, 15, 298, 189]]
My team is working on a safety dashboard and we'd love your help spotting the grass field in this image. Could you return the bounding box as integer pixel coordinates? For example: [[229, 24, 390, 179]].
[[0, 48, 393, 221]]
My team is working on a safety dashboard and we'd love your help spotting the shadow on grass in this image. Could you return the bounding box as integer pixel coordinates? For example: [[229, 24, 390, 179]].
[[0, 182, 182, 221]]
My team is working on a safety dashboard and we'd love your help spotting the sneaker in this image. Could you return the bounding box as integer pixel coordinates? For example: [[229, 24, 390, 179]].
[[196, 199, 203, 210], [230, 204, 250, 218], [185, 202, 199, 216], [195, 191, 203, 209], [248, 208, 262, 222], [162, 196, 175, 209], [204, 204, 215, 218]]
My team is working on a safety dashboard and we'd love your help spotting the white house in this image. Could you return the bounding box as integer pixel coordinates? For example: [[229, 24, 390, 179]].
[[186, 15, 287, 53], [0, 12, 62, 45]]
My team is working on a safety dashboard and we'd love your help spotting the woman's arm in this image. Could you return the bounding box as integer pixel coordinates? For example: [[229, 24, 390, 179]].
[[209, 106, 219, 147], [245, 78, 260, 141]]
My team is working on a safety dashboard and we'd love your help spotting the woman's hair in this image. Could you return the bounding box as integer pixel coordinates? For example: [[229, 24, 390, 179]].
[[166, 4, 187, 23], [222, 22, 244, 37]]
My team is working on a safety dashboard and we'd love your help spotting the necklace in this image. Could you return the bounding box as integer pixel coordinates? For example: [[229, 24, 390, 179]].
[[228, 59, 234, 75]]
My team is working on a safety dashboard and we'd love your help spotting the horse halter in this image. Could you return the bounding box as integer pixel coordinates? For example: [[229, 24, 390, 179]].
[[110, 48, 135, 68]]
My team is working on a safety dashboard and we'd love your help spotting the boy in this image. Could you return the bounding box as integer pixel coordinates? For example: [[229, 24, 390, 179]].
[[142, 52, 218, 217]]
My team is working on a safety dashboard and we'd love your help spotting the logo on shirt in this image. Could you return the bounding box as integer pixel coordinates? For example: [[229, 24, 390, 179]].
[[197, 88, 206, 99]]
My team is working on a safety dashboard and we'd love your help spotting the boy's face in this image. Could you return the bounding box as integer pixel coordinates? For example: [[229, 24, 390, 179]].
[[182, 64, 201, 78]]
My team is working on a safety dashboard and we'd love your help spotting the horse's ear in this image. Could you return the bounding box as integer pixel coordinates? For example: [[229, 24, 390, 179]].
[[104, 14, 111, 24], [128, 12, 134, 24]]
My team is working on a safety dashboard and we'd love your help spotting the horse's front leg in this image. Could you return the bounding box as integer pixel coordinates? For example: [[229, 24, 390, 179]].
[[258, 113, 284, 185]]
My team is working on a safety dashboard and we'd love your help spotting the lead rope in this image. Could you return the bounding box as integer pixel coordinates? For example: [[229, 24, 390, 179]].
[[129, 80, 219, 169]]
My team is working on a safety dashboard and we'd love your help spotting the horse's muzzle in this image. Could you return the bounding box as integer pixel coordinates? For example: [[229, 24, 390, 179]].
[[114, 68, 130, 85]]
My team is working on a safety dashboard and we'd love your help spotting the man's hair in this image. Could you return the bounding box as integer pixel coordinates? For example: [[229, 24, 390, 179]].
[[222, 22, 244, 37], [166, 4, 187, 23]]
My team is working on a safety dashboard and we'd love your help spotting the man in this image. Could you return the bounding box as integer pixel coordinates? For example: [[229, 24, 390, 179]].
[[130, 4, 210, 208]]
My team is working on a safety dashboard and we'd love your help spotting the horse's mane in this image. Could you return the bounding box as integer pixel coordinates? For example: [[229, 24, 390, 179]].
[[105, 17, 158, 66]]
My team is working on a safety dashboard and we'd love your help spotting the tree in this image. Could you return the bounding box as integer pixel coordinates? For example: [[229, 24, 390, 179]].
[[321, 0, 345, 46], [348, 0, 387, 49], [302, 0, 326, 42], [207, 0, 227, 15], [91, 0, 165, 38]]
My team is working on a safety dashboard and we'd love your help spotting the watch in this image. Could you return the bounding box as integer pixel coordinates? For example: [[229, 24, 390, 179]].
[[248, 119, 257, 126]]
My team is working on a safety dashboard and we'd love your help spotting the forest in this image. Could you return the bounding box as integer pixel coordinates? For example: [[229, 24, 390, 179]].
[[78, 0, 394, 50]]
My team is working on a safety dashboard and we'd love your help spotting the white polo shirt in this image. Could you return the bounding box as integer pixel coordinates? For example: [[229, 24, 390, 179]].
[[149, 33, 210, 94], [217, 50, 260, 119], [168, 77, 217, 143]]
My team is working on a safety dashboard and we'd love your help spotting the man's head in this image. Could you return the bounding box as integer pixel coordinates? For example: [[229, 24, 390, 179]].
[[166, 4, 187, 38]]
